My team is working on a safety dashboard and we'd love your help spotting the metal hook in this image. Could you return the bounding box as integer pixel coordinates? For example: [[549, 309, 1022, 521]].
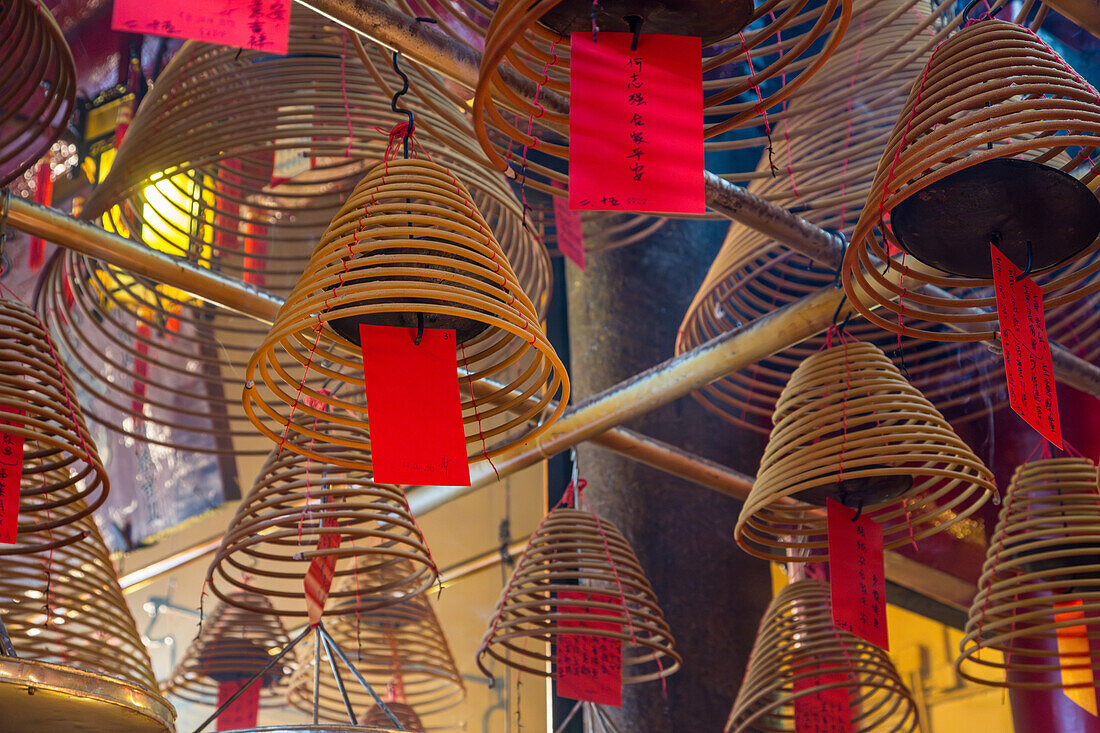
[[852, 498, 863, 522], [390, 51, 414, 159], [413, 312, 424, 345], [591, 1, 601, 42], [1015, 240, 1033, 282], [625, 15, 643, 51]]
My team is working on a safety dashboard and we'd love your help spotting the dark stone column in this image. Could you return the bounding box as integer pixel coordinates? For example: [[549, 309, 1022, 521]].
[[565, 217, 773, 732]]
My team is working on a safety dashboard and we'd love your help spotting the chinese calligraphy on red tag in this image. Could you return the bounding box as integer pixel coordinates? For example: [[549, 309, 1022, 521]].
[[553, 189, 586, 270], [827, 499, 888, 650], [216, 678, 261, 730], [1054, 599, 1098, 716], [568, 32, 704, 214], [793, 664, 852, 733], [556, 590, 623, 707], [360, 324, 470, 486], [304, 516, 341, 627], [0, 407, 24, 544], [991, 244, 1062, 448], [112, 0, 291, 55]]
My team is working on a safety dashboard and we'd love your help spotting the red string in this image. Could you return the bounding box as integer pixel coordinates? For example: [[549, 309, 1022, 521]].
[[341, 31, 355, 158], [517, 36, 560, 230], [768, 13, 799, 197], [739, 31, 775, 176], [838, 10, 867, 229], [460, 342, 500, 481]]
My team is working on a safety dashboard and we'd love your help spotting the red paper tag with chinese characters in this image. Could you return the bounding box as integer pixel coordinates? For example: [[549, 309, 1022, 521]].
[[552, 189, 586, 270], [0, 407, 24, 544], [827, 499, 888, 650], [1054, 599, 1099, 716], [304, 516, 341, 627], [557, 591, 623, 707], [111, 0, 291, 55], [793, 664, 852, 733], [360, 324, 470, 486], [216, 678, 261, 731], [991, 244, 1062, 448], [568, 32, 704, 214]]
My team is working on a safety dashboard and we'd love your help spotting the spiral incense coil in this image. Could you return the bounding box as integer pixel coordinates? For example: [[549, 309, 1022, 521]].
[[0, 298, 108, 551], [0, 493, 158, 691], [957, 458, 1100, 689], [842, 20, 1100, 341], [470, 0, 853, 201], [726, 579, 919, 732], [363, 701, 425, 731], [0, 0, 75, 187], [287, 573, 464, 723], [477, 506, 680, 683], [206, 419, 438, 619], [165, 593, 292, 708], [735, 340, 996, 562], [244, 156, 568, 470]]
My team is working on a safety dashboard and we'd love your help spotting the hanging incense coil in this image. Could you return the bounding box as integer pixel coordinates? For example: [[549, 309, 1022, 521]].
[[244, 156, 568, 470], [363, 701, 425, 731], [477, 506, 680, 683], [469, 0, 853, 202], [39, 8, 550, 457], [842, 20, 1100, 341], [0, 0, 76, 187], [0, 297, 108, 551], [0, 493, 158, 692], [287, 571, 464, 724], [165, 593, 292, 708], [735, 340, 995, 562], [207, 418, 437, 618], [726, 579, 919, 732], [958, 458, 1100, 689]]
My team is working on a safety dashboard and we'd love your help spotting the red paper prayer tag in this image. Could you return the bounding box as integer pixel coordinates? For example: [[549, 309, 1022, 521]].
[[304, 516, 341, 626], [1054, 600, 1099, 716], [553, 191, 586, 270], [111, 0, 291, 55], [0, 407, 24, 545], [556, 591, 623, 707], [827, 499, 888, 650], [568, 32, 704, 214], [216, 678, 261, 731], [360, 324, 470, 486], [793, 665, 853, 733], [991, 244, 1063, 448]]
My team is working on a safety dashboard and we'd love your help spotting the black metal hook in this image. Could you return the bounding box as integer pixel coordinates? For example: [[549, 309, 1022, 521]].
[[1015, 240, 1033, 282], [591, 1, 601, 42], [625, 15, 643, 51], [390, 51, 415, 159], [852, 498, 864, 522], [413, 312, 424, 346]]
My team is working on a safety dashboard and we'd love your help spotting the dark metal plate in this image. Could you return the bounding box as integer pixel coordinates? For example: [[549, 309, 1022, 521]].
[[891, 158, 1100, 278], [1014, 540, 1100, 593], [539, 0, 755, 45], [329, 310, 489, 347], [794, 472, 914, 508]]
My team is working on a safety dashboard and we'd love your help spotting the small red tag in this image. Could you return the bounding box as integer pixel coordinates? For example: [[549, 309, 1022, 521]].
[[304, 516, 341, 627], [551, 183, 586, 270], [794, 665, 852, 733], [360, 324, 470, 486], [568, 32, 704, 214], [216, 678, 261, 731], [827, 499, 888, 650], [556, 591, 623, 707], [0, 407, 24, 545], [111, 0, 291, 55], [991, 244, 1062, 448], [1054, 599, 1099, 716]]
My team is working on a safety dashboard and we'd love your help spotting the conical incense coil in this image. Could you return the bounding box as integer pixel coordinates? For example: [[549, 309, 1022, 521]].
[[363, 701, 425, 731], [477, 506, 680, 684], [0, 494, 157, 691], [726, 579, 919, 732], [207, 419, 437, 618], [470, 0, 853, 201], [958, 458, 1100, 689], [244, 156, 568, 470], [165, 592, 292, 707], [287, 575, 463, 723], [842, 20, 1100, 341], [735, 340, 995, 562], [0, 297, 108, 552], [0, 0, 75, 186]]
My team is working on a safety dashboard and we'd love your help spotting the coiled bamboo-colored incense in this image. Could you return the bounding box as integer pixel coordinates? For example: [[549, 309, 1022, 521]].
[[0, 298, 108, 551], [958, 458, 1100, 690], [477, 506, 680, 684], [735, 341, 995, 562], [0, 0, 75, 187], [207, 419, 438, 619], [244, 156, 567, 470], [0, 492, 158, 691], [287, 570, 464, 724], [726, 579, 919, 732], [362, 701, 426, 731], [842, 20, 1100, 341], [165, 593, 292, 708]]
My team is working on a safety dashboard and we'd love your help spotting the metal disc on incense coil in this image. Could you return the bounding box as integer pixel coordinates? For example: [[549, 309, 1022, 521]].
[[792, 471, 914, 507], [538, 0, 755, 44], [890, 158, 1100, 278]]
